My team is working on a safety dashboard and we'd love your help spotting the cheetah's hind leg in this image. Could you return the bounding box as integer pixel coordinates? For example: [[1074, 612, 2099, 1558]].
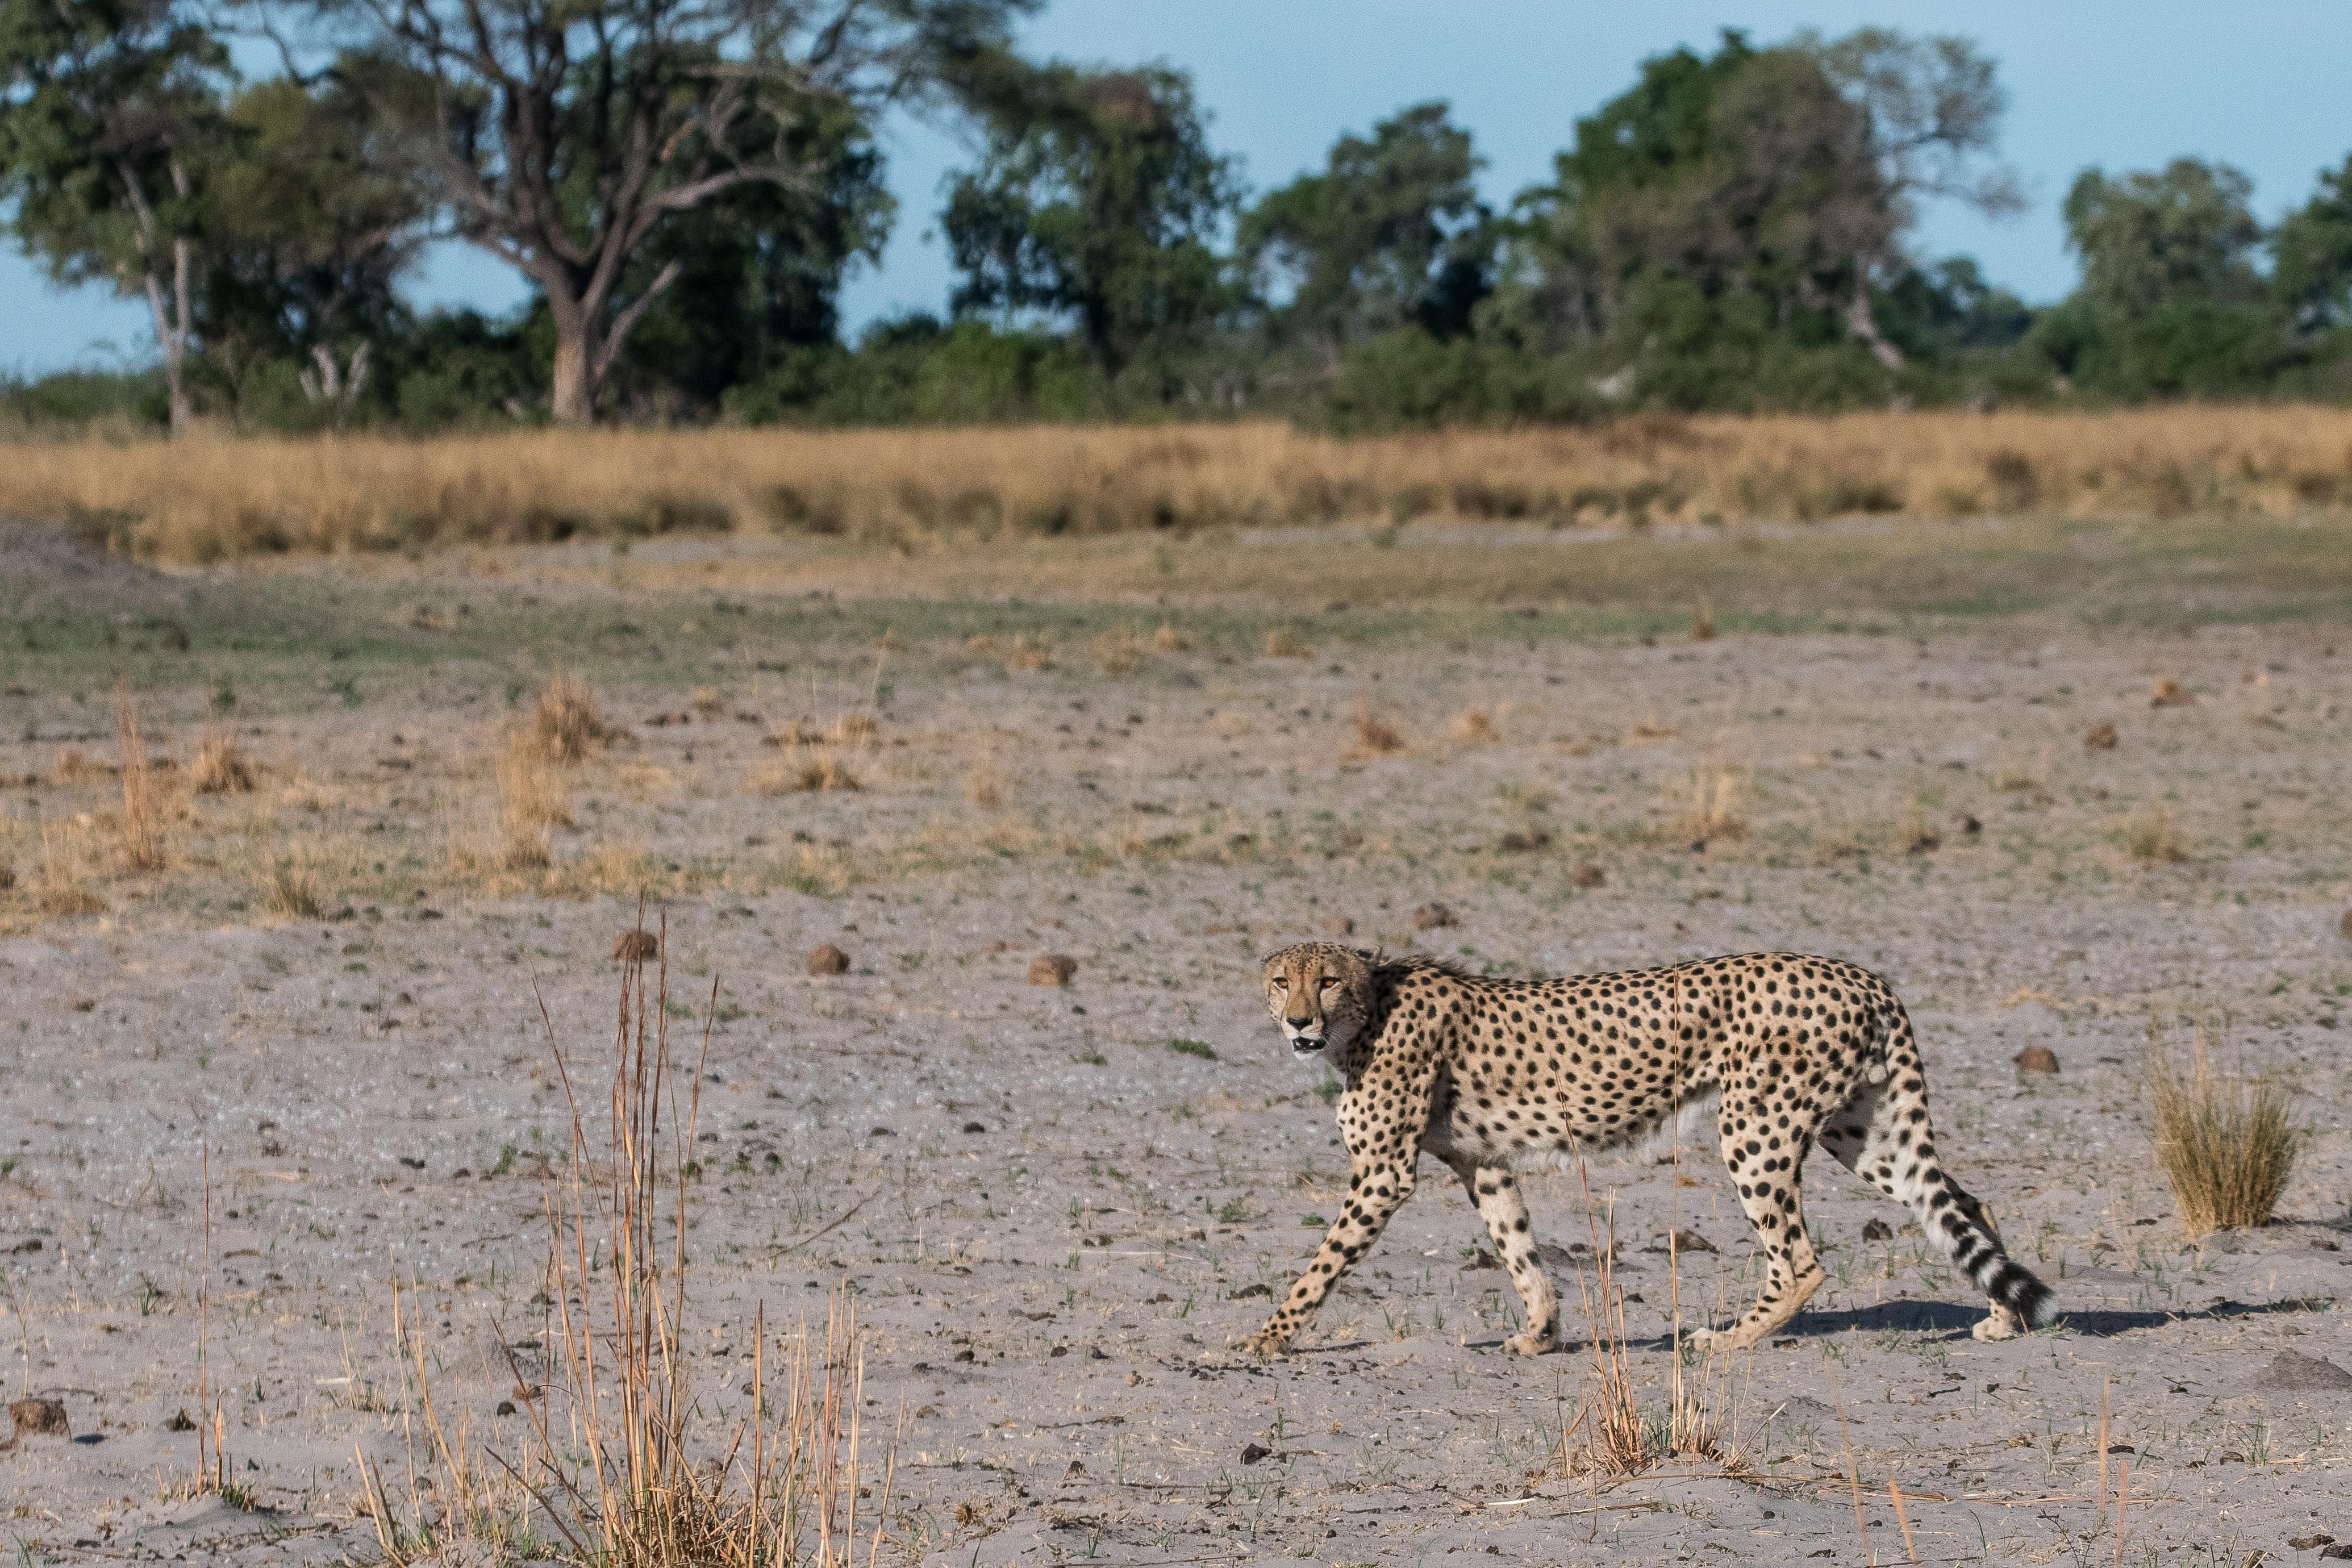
[[1444, 1156, 1560, 1356]]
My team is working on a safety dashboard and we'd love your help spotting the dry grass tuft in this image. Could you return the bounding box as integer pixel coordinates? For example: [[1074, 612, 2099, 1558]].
[[115, 685, 167, 873], [1628, 713, 1678, 742], [1666, 766, 1747, 845], [496, 731, 573, 831], [1263, 627, 1314, 659], [190, 732, 256, 794], [1691, 597, 1716, 641], [1150, 623, 1190, 653], [50, 748, 112, 786], [761, 714, 872, 796], [2148, 1019, 2299, 1238], [690, 685, 725, 716], [261, 854, 323, 920], [1446, 706, 1500, 745], [1004, 632, 1053, 672], [964, 747, 1005, 807], [1094, 625, 1143, 675], [2120, 804, 2187, 863], [528, 675, 612, 764], [2150, 678, 2195, 709], [363, 929, 888, 1565], [1344, 698, 1407, 759]]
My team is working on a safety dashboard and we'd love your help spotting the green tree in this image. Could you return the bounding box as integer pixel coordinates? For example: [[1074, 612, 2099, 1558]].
[[2271, 154, 2352, 334], [2055, 159, 2283, 395], [944, 60, 1239, 386], [198, 72, 431, 423], [608, 102, 891, 416], [1237, 101, 1491, 369], [1811, 27, 2022, 366], [2063, 159, 2265, 315], [1, 0, 232, 431], [296, 0, 1031, 423]]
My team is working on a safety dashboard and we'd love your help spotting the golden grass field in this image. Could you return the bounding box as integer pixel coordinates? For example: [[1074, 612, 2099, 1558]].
[[7, 405, 2352, 562]]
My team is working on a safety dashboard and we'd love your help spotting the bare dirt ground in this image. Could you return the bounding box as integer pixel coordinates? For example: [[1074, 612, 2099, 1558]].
[[5, 515, 2352, 1566]]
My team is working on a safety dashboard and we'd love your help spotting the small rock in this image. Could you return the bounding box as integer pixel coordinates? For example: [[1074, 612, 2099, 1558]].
[[1497, 829, 1552, 854], [2150, 678, 2194, 708], [2287, 1536, 2335, 1553], [611, 929, 659, 962], [1231, 1282, 1271, 1300], [1570, 863, 1605, 889], [495, 1400, 516, 1417], [1240, 1442, 1272, 1466], [807, 944, 850, 976], [1029, 953, 1077, 986], [2013, 1046, 2060, 1075], [2320, 1544, 2352, 1561], [1661, 1229, 1715, 1254], [2251, 1350, 2352, 1392], [9, 1398, 68, 1440], [1319, 914, 1355, 937], [1411, 902, 1456, 930], [163, 1409, 196, 1432], [961, 1121, 987, 1134], [69, 998, 94, 1013], [1861, 1218, 1895, 1242], [1066, 1460, 1087, 1478], [2084, 722, 2119, 751]]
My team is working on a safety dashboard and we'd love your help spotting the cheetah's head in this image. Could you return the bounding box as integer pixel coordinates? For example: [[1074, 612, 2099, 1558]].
[[1261, 943, 1375, 1060]]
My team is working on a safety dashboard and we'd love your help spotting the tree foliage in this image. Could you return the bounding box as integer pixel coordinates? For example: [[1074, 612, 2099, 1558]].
[[0, 0, 232, 429], [1237, 101, 1491, 365], [944, 59, 1238, 385]]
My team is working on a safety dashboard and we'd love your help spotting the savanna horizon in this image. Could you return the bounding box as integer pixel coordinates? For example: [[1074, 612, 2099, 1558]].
[[7, 404, 2352, 566]]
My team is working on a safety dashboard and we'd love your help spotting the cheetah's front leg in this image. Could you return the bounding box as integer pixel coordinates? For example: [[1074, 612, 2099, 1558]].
[[1235, 1156, 1417, 1356]]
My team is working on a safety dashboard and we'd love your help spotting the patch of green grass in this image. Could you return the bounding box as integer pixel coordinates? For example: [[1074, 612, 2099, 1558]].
[[1169, 1038, 1217, 1060]]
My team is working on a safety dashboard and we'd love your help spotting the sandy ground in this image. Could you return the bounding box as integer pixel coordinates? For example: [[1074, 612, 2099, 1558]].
[[3, 525, 2352, 1565]]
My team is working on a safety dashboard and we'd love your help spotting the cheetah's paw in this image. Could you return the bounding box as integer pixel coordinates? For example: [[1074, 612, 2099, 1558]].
[[1230, 1328, 1294, 1359], [1971, 1305, 2024, 1342], [1503, 1329, 1559, 1357]]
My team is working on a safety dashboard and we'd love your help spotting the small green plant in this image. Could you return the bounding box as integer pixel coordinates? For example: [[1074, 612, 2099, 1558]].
[[1169, 1038, 1217, 1060]]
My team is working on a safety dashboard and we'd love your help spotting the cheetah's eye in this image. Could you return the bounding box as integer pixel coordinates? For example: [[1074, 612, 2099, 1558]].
[[1270, 976, 1288, 991], [1319, 976, 1339, 991]]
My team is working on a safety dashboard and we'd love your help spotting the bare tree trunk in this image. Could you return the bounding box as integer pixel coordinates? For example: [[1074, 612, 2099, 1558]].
[[139, 261, 193, 434], [1846, 261, 1905, 372], [549, 328, 595, 425]]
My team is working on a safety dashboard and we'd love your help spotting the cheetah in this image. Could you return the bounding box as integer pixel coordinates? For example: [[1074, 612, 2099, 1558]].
[[1237, 943, 2054, 1357]]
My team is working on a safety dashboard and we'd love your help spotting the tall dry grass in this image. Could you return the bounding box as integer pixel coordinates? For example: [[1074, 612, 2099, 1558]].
[[364, 921, 889, 1565], [2147, 1018, 2300, 1237], [15, 408, 2352, 563], [114, 684, 167, 872]]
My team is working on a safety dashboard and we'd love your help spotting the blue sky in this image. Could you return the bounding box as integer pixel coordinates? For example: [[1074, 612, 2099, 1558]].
[[7, 1, 2350, 374]]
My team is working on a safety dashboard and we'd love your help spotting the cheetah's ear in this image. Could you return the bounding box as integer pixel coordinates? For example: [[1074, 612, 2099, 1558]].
[[1353, 946, 1383, 966]]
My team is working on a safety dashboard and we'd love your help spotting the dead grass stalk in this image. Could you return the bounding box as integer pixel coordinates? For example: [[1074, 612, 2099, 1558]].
[[115, 683, 166, 872], [362, 914, 889, 1565]]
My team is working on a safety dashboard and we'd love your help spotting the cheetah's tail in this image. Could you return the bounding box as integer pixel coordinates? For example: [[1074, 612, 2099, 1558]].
[[1936, 1186, 2057, 1329]]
